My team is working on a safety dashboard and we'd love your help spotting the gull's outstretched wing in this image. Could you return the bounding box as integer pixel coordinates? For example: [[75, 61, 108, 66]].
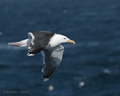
[[42, 45, 64, 81], [27, 31, 55, 56]]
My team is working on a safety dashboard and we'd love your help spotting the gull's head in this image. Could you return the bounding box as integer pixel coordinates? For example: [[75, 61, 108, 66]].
[[55, 34, 75, 44]]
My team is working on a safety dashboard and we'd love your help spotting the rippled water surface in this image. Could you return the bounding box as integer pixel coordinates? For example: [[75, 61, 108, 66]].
[[0, 0, 120, 96]]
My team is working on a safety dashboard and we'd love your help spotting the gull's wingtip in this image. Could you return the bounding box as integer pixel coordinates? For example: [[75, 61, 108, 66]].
[[27, 53, 35, 56], [43, 78, 49, 82], [8, 42, 11, 45], [8, 42, 21, 47], [8, 42, 14, 45]]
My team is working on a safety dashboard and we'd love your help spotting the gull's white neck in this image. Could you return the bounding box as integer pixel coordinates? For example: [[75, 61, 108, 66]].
[[45, 34, 62, 49]]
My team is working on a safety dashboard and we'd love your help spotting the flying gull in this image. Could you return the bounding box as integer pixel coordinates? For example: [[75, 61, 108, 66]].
[[8, 31, 75, 81]]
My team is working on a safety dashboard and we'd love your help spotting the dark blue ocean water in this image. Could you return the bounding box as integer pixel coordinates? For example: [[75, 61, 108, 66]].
[[0, 0, 120, 96]]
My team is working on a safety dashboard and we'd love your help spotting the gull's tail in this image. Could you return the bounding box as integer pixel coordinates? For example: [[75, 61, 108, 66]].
[[8, 39, 29, 47]]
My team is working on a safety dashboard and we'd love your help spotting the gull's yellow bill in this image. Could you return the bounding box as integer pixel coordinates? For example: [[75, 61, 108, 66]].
[[68, 40, 75, 44]]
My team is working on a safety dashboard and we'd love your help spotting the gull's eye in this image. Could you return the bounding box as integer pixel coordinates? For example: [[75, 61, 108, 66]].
[[64, 38, 66, 39]]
